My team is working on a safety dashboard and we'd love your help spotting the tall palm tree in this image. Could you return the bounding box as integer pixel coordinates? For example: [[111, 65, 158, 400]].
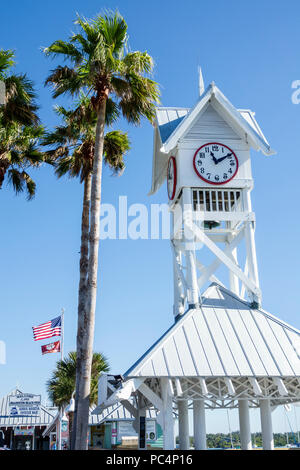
[[43, 99, 130, 448], [47, 351, 109, 408], [0, 49, 44, 198], [44, 11, 159, 449]]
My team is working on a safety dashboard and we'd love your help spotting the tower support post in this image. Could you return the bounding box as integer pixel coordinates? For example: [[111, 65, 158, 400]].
[[193, 400, 206, 450], [228, 245, 240, 295], [178, 399, 190, 450], [260, 399, 274, 450], [244, 189, 260, 306], [182, 188, 199, 308], [238, 399, 252, 450]]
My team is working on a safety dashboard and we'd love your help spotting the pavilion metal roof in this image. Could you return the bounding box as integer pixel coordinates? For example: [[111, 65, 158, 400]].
[[0, 389, 56, 428], [125, 284, 300, 379]]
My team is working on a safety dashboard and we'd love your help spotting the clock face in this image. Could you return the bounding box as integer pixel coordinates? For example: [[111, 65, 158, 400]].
[[167, 156, 177, 200], [193, 142, 238, 185]]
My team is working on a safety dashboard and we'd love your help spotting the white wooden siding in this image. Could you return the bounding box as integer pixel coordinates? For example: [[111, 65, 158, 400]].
[[182, 104, 241, 142]]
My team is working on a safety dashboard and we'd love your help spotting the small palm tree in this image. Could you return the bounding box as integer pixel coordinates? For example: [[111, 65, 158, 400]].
[[0, 49, 44, 198], [45, 11, 159, 449], [47, 351, 109, 408]]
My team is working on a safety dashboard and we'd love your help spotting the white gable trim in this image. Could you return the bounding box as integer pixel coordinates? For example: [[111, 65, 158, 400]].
[[160, 83, 275, 156]]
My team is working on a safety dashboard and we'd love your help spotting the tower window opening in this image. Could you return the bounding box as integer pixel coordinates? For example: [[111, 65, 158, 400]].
[[192, 189, 242, 212]]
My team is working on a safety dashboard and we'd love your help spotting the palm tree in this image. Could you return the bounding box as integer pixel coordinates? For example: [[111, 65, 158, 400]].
[[0, 49, 44, 198], [47, 351, 109, 450], [43, 99, 130, 448], [44, 11, 159, 449], [47, 351, 109, 408]]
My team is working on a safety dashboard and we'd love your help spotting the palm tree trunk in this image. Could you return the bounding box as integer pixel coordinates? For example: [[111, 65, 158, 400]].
[[71, 173, 92, 450], [75, 96, 107, 450]]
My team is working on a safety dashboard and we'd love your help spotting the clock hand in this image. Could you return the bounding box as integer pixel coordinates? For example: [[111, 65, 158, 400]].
[[216, 152, 233, 164], [210, 151, 218, 164]]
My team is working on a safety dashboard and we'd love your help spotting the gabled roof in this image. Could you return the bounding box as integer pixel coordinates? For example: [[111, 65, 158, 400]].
[[150, 83, 275, 195], [159, 83, 275, 155], [124, 284, 300, 378], [0, 388, 56, 427]]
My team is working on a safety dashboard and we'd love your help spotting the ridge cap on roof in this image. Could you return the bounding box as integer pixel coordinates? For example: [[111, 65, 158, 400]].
[[156, 106, 190, 110]]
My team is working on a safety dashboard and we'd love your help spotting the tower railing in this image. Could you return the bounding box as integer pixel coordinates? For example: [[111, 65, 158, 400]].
[[192, 188, 243, 213]]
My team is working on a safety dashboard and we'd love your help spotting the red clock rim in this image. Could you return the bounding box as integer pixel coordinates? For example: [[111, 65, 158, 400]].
[[193, 142, 239, 185], [167, 156, 177, 200]]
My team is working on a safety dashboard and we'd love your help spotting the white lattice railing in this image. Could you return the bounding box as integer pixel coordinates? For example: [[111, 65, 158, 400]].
[[192, 188, 243, 213]]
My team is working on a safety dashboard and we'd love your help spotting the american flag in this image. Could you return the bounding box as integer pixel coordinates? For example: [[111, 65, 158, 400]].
[[32, 316, 61, 341]]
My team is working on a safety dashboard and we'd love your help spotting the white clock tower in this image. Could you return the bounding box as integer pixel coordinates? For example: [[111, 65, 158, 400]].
[[150, 79, 275, 315], [97, 74, 300, 452]]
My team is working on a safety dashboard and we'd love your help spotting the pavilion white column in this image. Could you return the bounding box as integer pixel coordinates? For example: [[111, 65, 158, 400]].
[[260, 399, 274, 450], [193, 400, 206, 450], [238, 400, 252, 450], [161, 378, 175, 450], [178, 399, 189, 450]]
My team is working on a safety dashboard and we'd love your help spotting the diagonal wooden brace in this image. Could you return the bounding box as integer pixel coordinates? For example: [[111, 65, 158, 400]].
[[188, 221, 261, 301]]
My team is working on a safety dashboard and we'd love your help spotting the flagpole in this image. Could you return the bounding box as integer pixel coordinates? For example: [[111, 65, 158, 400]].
[[58, 308, 64, 451], [61, 308, 65, 361]]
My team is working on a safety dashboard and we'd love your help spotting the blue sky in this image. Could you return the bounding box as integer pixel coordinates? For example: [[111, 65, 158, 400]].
[[1, 0, 300, 434]]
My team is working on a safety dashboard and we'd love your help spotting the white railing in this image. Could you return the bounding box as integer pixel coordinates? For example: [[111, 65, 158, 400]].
[[192, 188, 243, 213]]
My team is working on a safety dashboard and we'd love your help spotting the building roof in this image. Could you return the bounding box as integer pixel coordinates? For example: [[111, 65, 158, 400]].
[[0, 389, 56, 428], [90, 402, 157, 424], [156, 107, 189, 144], [125, 284, 300, 379], [43, 401, 157, 435], [150, 83, 275, 195]]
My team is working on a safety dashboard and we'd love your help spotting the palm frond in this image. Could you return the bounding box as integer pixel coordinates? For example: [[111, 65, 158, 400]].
[[44, 40, 83, 65], [22, 171, 36, 199], [104, 130, 130, 173], [7, 168, 24, 194], [45, 66, 83, 98], [123, 51, 154, 74], [94, 11, 127, 57], [0, 49, 15, 76], [2, 74, 39, 126]]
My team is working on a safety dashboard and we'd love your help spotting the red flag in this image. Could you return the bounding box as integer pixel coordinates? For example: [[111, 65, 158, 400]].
[[41, 340, 61, 355]]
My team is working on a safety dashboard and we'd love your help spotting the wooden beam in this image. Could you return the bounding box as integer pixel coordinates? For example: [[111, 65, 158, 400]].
[[121, 399, 138, 419], [199, 378, 208, 395], [249, 377, 263, 396], [273, 378, 289, 396], [197, 228, 244, 289], [139, 382, 163, 411], [225, 378, 236, 395], [191, 222, 260, 297]]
